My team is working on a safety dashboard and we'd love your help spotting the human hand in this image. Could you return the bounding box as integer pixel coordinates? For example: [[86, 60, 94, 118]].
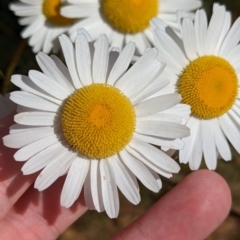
[[0, 115, 231, 240]]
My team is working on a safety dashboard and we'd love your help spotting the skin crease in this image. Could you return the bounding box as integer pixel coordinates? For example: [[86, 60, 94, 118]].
[[0, 114, 231, 240]]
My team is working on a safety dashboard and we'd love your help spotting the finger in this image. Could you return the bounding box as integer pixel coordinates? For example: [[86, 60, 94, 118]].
[[0, 176, 87, 240], [112, 170, 231, 240], [0, 115, 36, 220]]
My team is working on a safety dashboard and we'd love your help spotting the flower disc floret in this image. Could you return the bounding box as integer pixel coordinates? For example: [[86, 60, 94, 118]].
[[61, 83, 136, 159], [179, 56, 238, 119], [102, 0, 158, 33]]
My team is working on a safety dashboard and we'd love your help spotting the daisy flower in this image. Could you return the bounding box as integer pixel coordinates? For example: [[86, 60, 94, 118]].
[[61, 0, 202, 53], [3, 30, 190, 218], [9, 0, 75, 53], [0, 95, 16, 120], [152, 4, 240, 170]]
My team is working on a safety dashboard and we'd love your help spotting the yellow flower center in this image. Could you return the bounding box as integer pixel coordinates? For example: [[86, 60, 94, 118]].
[[42, 0, 75, 26], [179, 56, 238, 119], [61, 84, 136, 159], [102, 0, 158, 33]]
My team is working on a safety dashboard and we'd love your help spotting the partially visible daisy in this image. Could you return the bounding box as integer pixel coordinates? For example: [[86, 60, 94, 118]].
[[61, 0, 202, 53], [3, 30, 190, 218], [152, 4, 240, 170], [9, 0, 75, 53], [0, 95, 16, 120]]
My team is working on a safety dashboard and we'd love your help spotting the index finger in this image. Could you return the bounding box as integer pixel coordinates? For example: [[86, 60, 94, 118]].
[[112, 170, 231, 240]]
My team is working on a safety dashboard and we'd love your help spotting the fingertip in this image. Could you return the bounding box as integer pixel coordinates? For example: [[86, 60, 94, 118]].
[[178, 169, 232, 230], [112, 169, 232, 240]]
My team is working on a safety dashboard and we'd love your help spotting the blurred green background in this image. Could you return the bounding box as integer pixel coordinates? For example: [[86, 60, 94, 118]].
[[1, 0, 240, 239]]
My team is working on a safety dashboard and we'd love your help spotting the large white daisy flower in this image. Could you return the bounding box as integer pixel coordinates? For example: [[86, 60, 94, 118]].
[[152, 4, 240, 170], [3, 30, 190, 218], [61, 0, 202, 53], [0, 95, 16, 120], [9, 0, 75, 53]]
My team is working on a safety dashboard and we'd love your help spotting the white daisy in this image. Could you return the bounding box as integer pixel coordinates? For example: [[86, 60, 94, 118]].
[[9, 0, 75, 53], [61, 0, 202, 53], [152, 4, 240, 170], [0, 95, 16, 120], [3, 30, 190, 218]]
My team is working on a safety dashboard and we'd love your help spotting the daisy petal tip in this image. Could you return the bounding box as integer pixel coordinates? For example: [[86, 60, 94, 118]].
[[60, 197, 72, 209], [111, 47, 120, 52], [8, 3, 14, 11], [151, 18, 167, 31], [99, 34, 109, 43], [77, 28, 92, 42], [189, 162, 199, 171]]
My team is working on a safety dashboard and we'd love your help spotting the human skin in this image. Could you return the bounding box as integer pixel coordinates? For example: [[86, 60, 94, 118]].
[[0, 115, 231, 240]]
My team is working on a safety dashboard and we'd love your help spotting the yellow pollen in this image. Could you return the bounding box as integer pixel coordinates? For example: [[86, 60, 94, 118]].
[[179, 56, 238, 119], [42, 0, 75, 26], [102, 0, 158, 33], [61, 84, 136, 159]]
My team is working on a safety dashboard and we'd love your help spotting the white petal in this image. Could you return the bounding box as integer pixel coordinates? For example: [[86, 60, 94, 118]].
[[135, 93, 181, 117], [22, 142, 65, 174], [219, 17, 240, 57], [108, 42, 135, 85], [181, 17, 197, 60], [84, 168, 96, 210], [21, 16, 44, 38], [206, 6, 225, 54], [162, 103, 191, 118], [120, 150, 161, 192], [68, 17, 101, 41], [219, 114, 240, 153], [195, 9, 207, 56], [226, 45, 240, 66], [126, 32, 150, 54], [28, 70, 70, 100], [59, 34, 82, 89], [161, 0, 202, 13], [92, 35, 109, 83], [61, 157, 90, 207], [14, 112, 55, 126], [91, 160, 104, 212], [37, 52, 74, 92], [10, 3, 41, 16], [136, 120, 190, 139], [3, 127, 54, 148], [9, 124, 44, 133], [154, 28, 188, 68], [202, 120, 217, 170], [151, 17, 168, 31], [129, 138, 180, 173], [110, 31, 124, 50], [11, 75, 62, 105], [34, 151, 76, 191], [77, 28, 93, 42], [132, 79, 170, 105], [10, 91, 60, 112], [14, 134, 59, 161], [146, 167, 162, 190], [100, 160, 119, 218], [61, 4, 98, 18], [75, 34, 92, 86], [137, 113, 182, 123], [18, 16, 37, 25], [116, 50, 164, 101], [215, 11, 231, 55], [212, 118, 231, 161], [109, 155, 140, 205], [135, 133, 184, 150], [180, 118, 200, 164]]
